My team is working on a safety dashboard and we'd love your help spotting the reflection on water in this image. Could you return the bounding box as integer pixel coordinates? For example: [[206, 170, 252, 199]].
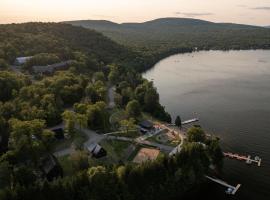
[[143, 50, 270, 200]]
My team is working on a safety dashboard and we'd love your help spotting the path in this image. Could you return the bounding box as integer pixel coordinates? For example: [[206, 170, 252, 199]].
[[135, 128, 165, 141], [108, 85, 115, 108], [157, 123, 186, 156]]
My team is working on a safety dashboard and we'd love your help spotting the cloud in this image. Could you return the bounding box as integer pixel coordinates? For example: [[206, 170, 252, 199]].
[[175, 12, 213, 17], [251, 7, 270, 10]]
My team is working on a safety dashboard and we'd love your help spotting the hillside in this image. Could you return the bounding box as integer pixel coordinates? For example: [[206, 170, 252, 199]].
[[65, 18, 270, 53], [0, 22, 146, 70]]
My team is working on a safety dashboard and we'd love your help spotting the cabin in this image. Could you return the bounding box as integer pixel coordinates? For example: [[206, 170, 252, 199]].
[[87, 143, 107, 158], [14, 56, 32, 65], [48, 124, 65, 140], [32, 60, 73, 74], [139, 120, 154, 134], [51, 128, 65, 140]]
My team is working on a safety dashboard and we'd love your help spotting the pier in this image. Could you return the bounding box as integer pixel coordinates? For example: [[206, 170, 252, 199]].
[[168, 118, 199, 126], [223, 152, 262, 167], [182, 118, 199, 125], [205, 176, 241, 195]]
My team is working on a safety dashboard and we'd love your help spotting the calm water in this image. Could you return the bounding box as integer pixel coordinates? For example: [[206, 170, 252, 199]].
[[143, 50, 270, 200]]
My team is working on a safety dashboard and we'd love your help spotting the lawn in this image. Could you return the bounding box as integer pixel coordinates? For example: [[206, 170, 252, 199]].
[[99, 139, 134, 163], [52, 129, 88, 152], [147, 132, 180, 147], [113, 130, 141, 138], [58, 155, 73, 176]]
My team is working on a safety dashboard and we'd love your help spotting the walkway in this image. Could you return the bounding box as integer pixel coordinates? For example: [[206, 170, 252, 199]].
[[108, 86, 116, 109]]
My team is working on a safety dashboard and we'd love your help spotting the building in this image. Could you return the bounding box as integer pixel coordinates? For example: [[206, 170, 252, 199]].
[[32, 60, 73, 74], [139, 120, 154, 134], [51, 128, 65, 140], [14, 56, 33, 65], [87, 143, 107, 158]]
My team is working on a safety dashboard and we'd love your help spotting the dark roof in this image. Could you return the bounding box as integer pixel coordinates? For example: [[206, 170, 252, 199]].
[[139, 120, 154, 129], [33, 60, 73, 73]]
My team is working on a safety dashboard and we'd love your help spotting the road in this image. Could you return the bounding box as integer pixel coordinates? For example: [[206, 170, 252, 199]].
[[53, 126, 105, 157], [108, 86, 115, 108]]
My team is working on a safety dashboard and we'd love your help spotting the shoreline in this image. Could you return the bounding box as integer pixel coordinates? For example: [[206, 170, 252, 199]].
[[141, 47, 270, 73]]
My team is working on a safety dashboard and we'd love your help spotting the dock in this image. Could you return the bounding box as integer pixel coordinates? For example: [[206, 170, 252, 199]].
[[182, 118, 199, 125], [205, 176, 241, 195], [168, 118, 199, 126], [223, 152, 262, 167]]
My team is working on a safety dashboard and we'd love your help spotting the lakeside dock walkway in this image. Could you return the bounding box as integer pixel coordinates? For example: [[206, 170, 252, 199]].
[[205, 176, 241, 195], [223, 152, 262, 167]]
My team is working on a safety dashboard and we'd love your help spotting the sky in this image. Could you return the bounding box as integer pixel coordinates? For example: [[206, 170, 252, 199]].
[[0, 0, 270, 26]]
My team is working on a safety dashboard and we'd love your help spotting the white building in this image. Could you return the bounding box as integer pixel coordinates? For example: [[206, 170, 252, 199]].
[[14, 56, 33, 65]]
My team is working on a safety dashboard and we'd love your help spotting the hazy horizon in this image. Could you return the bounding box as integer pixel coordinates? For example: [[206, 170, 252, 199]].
[[0, 0, 270, 26]]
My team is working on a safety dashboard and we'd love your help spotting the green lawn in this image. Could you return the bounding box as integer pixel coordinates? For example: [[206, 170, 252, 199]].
[[114, 130, 141, 138], [147, 133, 180, 147], [52, 130, 88, 152], [99, 139, 133, 163], [58, 155, 73, 176]]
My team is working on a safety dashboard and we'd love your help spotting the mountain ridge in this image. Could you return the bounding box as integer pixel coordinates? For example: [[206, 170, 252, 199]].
[[65, 17, 270, 53]]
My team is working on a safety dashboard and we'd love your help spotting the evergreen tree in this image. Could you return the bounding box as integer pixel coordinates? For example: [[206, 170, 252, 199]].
[[175, 115, 182, 128]]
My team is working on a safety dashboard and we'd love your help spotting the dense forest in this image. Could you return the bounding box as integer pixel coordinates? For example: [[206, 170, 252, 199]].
[[0, 22, 156, 72], [0, 22, 226, 200]]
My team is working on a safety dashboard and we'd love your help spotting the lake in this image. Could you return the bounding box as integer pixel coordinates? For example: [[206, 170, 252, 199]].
[[143, 50, 270, 200]]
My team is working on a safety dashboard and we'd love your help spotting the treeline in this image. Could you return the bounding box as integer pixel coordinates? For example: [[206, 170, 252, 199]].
[[0, 142, 214, 200]]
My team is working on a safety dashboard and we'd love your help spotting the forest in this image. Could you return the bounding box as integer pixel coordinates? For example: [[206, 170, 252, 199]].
[[0, 22, 218, 200]]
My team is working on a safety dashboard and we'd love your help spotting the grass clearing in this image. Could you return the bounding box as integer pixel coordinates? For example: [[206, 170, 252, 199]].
[[58, 155, 73, 176], [99, 139, 133, 164], [52, 129, 88, 152], [114, 130, 141, 138]]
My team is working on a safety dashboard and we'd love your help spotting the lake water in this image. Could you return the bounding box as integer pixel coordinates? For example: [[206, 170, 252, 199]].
[[143, 50, 270, 200]]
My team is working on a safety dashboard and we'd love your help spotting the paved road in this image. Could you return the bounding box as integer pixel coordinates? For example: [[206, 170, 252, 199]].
[[54, 147, 75, 157], [108, 86, 116, 108], [80, 127, 105, 149], [53, 126, 105, 157], [135, 128, 165, 141]]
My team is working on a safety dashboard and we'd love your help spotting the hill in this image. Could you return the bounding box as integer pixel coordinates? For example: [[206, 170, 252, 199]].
[[0, 22, 147, 70], [65, 18, 270, 53]]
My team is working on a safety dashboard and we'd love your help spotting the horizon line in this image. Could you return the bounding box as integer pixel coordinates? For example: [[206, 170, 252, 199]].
[[0, 17, 267, 27]]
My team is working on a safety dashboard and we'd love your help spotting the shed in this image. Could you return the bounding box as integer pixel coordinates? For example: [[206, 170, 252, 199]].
[[32, 60, 73, 74], [87, 143, 107, 158], [139, 120, 154, 130]]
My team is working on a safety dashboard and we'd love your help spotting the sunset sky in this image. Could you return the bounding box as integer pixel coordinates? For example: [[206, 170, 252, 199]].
[[0, 0, 269, 26]]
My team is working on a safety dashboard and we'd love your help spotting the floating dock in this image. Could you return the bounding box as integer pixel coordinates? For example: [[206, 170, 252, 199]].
[[205, 176, 241, 195], [223, 152, 262, 167]]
